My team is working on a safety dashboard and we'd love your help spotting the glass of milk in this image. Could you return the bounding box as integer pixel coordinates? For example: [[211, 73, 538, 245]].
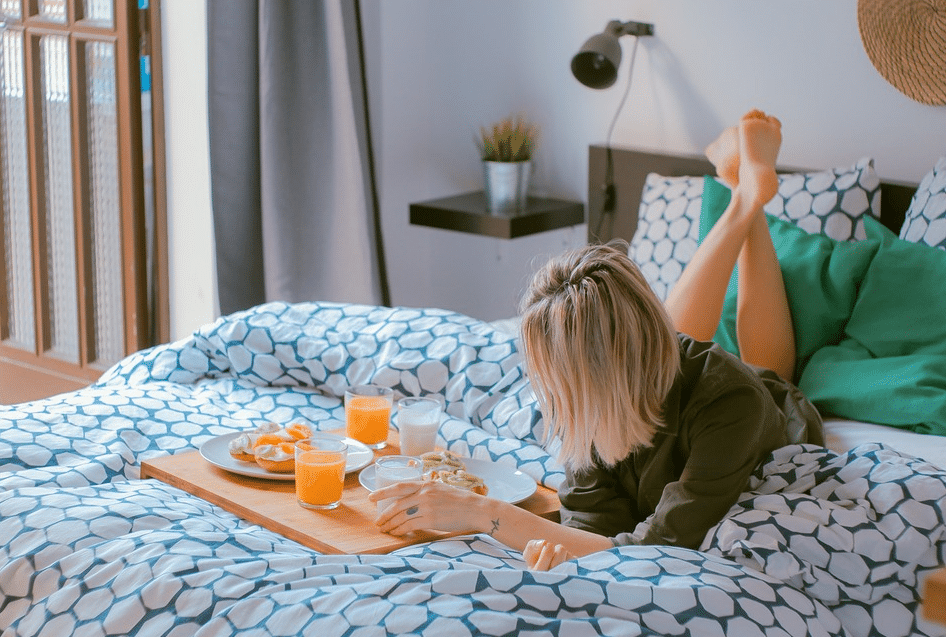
[[396, 396, 443, 456], [374, 455, 423, 515]]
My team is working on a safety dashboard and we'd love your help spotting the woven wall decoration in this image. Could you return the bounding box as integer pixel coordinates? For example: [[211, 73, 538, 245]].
[[857, 0, 946, 105]]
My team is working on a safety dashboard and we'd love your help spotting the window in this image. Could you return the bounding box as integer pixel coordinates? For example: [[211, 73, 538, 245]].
[[0, 0, 165, 402]]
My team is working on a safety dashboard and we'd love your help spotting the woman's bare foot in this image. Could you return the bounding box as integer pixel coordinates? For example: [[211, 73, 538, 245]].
[[737, 110, 781, 207], [705, 125, 740, 188]]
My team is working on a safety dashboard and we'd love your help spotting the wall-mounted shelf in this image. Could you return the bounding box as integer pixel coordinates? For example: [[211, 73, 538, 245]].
[[409, 192, 584, 239]]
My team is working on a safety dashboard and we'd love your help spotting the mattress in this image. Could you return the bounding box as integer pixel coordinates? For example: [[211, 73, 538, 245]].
[[825, 418, 946, 470]]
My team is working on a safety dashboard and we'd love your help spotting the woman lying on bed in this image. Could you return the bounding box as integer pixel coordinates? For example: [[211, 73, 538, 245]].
[[370, 110, 825, 571]]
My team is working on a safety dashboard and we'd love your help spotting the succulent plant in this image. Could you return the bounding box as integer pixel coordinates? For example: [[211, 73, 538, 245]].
[[476, 114, 538, 162]]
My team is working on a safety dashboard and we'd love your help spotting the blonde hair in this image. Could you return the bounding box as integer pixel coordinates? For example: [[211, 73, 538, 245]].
[[519, 241, 681, 470]]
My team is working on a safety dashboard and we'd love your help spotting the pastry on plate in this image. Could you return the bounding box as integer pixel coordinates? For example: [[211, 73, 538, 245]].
[[424, 468, 489, 496], [254, 442, 295, 473], [282, 422, 312, 441], [419, 449, 466, 473], [227, 422, 313, 467], [227, 433, 258, 462]]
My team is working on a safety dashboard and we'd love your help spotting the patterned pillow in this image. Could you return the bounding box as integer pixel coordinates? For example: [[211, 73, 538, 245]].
[[630, 174, 703, 301], [899, 156, 946, 250], [763, 157, 880, 241], [630, 158, 881, 301]]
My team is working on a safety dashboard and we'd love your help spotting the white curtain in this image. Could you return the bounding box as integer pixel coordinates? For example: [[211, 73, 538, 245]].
[[208, 0, 388, 315]]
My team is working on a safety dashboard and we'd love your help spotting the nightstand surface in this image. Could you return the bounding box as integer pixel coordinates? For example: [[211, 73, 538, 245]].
[[410, 191, 584, 239]]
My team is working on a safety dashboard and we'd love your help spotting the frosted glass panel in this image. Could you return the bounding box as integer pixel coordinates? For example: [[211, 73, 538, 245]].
[[85, 41, 123, 364], [39, 0, 67, 24], [0, 29, 34, 351], [83, 0, 113, 28], [40, 35, 79, 363], [1, 0, 21, 21]]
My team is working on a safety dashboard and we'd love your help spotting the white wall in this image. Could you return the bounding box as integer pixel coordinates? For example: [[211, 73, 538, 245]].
[[162, 0, 217, 340], [162, 0, 946, 338]]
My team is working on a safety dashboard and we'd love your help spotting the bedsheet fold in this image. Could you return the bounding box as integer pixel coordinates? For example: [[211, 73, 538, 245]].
[[1, 302, 563, 491], [3, 444, 944, 636]]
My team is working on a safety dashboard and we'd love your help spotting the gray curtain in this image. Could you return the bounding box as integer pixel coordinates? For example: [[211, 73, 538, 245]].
[[208, 0, 388, 315]]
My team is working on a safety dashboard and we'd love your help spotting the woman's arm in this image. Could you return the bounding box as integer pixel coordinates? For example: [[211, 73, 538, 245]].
[[369, 480, 613, 558]]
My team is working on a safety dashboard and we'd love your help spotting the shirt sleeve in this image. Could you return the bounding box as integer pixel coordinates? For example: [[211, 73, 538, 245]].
[[557, 458, 641, 539], [613, 383, 785, 549]]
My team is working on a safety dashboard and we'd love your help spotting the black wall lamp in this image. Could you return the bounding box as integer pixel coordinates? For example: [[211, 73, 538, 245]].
[[571, 20, 654, 219], [571, 20, 654, 89]]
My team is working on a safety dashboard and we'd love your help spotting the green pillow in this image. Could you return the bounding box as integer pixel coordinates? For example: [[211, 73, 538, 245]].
[[845, 217, 946, 358], [701, 177, 946, 435], [799, 339, 946, 435], [798, 217, 946, 435], [699, 176, 880, 381]]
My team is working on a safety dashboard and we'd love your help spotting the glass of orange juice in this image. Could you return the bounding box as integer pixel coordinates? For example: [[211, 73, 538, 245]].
[[295, 434, 348, 510], [345, 385, 394, 449]]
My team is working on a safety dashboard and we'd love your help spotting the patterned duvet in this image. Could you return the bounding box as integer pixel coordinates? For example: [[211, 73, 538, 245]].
[[1, 301, 944, 637]]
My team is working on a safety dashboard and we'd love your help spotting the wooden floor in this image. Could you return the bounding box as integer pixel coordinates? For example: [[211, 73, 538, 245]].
[[0, 356, 91, 405]]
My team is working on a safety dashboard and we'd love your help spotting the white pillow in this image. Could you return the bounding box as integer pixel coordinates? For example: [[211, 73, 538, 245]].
[[630, 158, 881, 301], [899, 156, 946, 250]]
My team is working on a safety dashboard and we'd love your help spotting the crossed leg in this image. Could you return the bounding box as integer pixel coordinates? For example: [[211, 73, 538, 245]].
[[664, 110, 796, 381]]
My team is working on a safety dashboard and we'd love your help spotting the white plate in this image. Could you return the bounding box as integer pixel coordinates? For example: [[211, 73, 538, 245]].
[[200, 432, 374, 481], [359, 457, 537, 504]]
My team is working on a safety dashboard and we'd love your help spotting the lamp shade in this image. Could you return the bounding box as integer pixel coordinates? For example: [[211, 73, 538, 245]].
[[571, 32, 622, 89]]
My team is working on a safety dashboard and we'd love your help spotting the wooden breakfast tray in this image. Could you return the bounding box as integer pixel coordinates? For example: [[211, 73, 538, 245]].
[[140, 429, 561, 555]]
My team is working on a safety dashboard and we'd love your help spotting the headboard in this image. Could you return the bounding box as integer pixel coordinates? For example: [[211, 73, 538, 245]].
[[586, 144, 919, 244]]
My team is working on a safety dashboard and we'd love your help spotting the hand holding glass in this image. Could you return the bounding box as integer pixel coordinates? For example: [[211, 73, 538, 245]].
[[345, 385, 394, 449], [374, 455, 423, 515], [295, 435, 348, 510]]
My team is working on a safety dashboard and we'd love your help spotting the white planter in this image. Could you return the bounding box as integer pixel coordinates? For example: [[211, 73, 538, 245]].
[[483, 160, 531, 213]]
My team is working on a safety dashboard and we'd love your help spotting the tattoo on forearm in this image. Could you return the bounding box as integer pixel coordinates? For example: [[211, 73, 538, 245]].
[[488, 518, 500, 536]]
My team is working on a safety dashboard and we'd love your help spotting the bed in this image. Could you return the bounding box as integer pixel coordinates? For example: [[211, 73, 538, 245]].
[[1, 146, 945, 637]]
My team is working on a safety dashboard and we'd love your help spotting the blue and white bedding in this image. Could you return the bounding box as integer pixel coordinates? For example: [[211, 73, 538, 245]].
[[1, 301, 945, 637]]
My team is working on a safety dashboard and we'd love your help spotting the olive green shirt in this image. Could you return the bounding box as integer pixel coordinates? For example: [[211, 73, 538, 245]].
[[558, 334, 824, 550]]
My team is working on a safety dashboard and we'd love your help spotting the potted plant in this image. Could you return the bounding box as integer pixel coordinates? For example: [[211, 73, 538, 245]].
[[476, 114, 539, 213]]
